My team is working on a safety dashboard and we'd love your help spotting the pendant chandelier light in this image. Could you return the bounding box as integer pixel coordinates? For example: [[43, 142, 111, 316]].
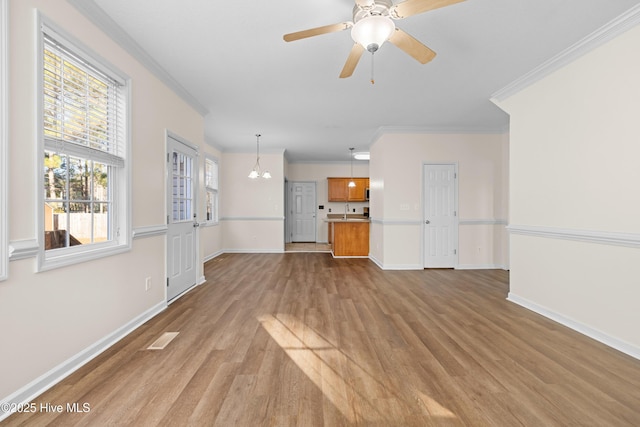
[[348, 147, 356, 188], [248, 133, 271, 179]]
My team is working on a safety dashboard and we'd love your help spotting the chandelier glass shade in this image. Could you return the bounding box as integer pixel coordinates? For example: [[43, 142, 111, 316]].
[[351, 15, 396, 53]]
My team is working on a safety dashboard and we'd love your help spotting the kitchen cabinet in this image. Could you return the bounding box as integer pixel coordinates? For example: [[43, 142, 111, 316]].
[[328, 177, 369, 202], [325, 218, 370, 257]]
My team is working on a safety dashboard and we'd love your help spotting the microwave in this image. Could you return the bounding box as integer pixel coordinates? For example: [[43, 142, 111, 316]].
[[365, 188, 369, 200]]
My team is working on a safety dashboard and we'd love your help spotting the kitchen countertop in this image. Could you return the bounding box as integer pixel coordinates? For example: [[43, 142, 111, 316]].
[[323, 214, 370, 222], [324, 218, 370, 222]]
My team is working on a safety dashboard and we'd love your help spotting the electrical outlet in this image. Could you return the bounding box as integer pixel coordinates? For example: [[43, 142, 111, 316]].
[[145, 277, 151, 291]]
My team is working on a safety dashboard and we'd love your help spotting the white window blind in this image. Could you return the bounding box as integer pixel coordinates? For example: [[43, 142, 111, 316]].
[[205, 158, 219, 190], [43, 31, 125, 167]]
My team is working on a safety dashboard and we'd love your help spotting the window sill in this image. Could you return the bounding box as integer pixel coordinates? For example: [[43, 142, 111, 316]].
[[38, 242, 131, 272]]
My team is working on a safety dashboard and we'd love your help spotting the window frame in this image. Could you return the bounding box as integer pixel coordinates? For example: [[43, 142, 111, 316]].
[[0, 0, 7, 280], [204, 156, 219, 225], [37, 16, 131, 271]]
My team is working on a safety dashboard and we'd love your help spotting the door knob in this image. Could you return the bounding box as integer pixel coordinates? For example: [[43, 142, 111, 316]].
[[425, 220, 430, 224]]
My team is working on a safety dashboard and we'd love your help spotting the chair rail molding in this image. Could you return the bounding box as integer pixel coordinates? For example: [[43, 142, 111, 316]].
[[8, 240, 40, 261], [132, 224, 168, 239], [507, 224, 640, 248]]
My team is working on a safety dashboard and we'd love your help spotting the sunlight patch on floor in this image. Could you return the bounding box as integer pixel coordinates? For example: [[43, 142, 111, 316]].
[[258, 313, 458, 423], [418, 392, 457, 418]]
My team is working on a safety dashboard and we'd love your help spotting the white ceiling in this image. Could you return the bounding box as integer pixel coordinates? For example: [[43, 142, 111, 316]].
[[78, 0, 639, 162]]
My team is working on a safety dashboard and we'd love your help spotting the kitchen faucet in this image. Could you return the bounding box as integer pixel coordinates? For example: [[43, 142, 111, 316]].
[[344, 203, 349, 220]]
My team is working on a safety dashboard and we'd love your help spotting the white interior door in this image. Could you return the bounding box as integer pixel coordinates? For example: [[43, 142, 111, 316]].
[[423, 164, 458, 268], [290, 182, 316, 242], [167, 135, 198, 301]]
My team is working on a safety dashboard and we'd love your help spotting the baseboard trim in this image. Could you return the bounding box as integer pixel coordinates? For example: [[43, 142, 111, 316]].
[[0, 301, 166, 421], [507, 293, 640, 361], [368, 255, 422, 270], [223, 248, 285, 254], [203, 250, 224, 263]]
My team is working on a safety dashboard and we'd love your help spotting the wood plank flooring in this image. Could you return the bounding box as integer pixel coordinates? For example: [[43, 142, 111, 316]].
[[4, 253, 640, 426]]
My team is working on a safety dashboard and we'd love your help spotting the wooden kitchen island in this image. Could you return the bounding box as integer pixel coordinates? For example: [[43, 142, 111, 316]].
[[325, 216, 370, 257]]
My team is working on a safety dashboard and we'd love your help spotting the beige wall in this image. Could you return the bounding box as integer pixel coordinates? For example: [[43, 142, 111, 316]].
[[369, 132, 509, 269], [496, 24, 640, 355], [287, 162, 370, 242], [1, 0, 204, 403], [221, 151, 285, 252]]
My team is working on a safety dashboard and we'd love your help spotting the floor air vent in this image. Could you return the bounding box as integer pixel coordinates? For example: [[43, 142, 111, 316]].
[[147, 332, 179, 350]]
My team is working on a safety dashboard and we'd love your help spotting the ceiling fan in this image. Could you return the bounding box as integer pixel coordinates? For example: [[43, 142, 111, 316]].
[[283, 0, 465, 79]]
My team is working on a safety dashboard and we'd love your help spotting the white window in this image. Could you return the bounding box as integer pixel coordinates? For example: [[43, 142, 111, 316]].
[[205, 157, 219, 224], [39, 22, 130, 270]]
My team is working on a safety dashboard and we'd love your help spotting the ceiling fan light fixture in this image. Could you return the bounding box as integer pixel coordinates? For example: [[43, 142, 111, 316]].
[[351, 15, 395, 53]]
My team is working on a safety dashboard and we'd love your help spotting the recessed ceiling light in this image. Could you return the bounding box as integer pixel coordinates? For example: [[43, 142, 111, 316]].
[[353, 152, 370, 160]]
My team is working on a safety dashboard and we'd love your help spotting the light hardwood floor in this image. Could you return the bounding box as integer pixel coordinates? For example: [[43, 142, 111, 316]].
[[4, 253, 640, 426], [285, 242, 331, 253]]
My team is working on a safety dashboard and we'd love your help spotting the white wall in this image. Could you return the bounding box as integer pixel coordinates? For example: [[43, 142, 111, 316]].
[[0, 0, 204, 406], [221, 151, 285, 252], [287, 162, 370, 242], [369, 132, 509, 270], [496, 23, 640, 356]]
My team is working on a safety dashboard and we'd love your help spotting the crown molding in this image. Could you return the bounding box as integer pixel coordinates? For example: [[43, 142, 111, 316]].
[[370, 124, 509, 143], [204, 136, 224, 153], [492, 4, 640, 103], [67, 0, 208, 116], [222, 148, 286, 156]]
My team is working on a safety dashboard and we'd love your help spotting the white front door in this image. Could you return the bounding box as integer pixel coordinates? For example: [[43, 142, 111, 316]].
[[423, 164, 458, 268], [167, 135, 198, 301], [290, 182, 316, 242]]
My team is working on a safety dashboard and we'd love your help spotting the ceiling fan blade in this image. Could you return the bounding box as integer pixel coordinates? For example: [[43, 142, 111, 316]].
[[283, 22, 352, 42], [339, 44, 365, 78], [388, 28, 436, 64], [391, 0, 465, 19]]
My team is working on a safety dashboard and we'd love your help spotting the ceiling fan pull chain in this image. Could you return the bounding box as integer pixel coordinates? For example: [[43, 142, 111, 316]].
[[370, 52, 375, 85]]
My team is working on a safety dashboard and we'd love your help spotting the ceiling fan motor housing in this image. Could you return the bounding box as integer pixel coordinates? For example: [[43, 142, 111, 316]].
[[353, 0, 394, 23]]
